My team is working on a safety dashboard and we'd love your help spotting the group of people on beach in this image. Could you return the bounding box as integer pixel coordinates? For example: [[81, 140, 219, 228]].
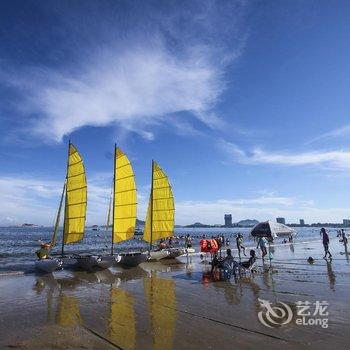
[[208, 227, 350, 276], [211, 248, 257, 273]]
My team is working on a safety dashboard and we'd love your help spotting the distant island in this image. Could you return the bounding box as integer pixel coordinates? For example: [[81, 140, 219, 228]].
[[184, 219, 259, 228], [21, 223, 39, 227]]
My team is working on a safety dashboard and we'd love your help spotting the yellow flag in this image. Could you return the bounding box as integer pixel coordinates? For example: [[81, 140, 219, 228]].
[[143, 161, 174, 243], [113, 147, 137, 243], [64, 143, 87, 244]]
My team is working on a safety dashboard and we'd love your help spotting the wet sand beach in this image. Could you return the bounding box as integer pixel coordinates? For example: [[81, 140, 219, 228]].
[[1, 239, 349, 350]]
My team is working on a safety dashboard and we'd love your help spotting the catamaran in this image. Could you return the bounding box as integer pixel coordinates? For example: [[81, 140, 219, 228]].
[[143, 160, 184, 260], [107, 145, 147, 267], [35, 142, 87, 273]]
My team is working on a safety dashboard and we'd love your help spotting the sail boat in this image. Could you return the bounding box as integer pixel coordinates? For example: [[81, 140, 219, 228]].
[[107, 145, 147, 267], [35, 142, 87, 272], [143, 161, 183, 260]]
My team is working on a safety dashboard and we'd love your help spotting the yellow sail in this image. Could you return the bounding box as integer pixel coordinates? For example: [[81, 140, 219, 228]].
[[143, 161, 175, 243], [109, 288, 136, 350], [63, 143, 87, 244], [56, 293, 82, 327], [144, 272, 176, 350], [113, 147, 137, 243]]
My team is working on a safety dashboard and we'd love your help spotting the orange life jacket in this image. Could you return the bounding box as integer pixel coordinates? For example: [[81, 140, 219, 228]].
[[210, 239, 219, 253], [200, 239, 208, 252]]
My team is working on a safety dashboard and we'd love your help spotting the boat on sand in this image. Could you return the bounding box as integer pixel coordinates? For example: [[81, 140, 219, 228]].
[[102, 145, 147, 268], [35, 142, 86, 272], [143, 160, 183, 261]]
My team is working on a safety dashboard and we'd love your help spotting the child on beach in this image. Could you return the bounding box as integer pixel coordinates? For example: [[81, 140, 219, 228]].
[[320, 227, 332, 259]]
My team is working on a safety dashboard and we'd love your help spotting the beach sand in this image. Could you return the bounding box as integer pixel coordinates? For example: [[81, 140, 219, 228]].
[[0, 239, 349, 350]]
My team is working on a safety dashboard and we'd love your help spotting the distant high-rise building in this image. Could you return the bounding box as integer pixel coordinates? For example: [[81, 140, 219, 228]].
[[224, 214, 232, 227], [276, 217, 286, 225], [343, 219, 350, 227], [300, 219, 305, 226]]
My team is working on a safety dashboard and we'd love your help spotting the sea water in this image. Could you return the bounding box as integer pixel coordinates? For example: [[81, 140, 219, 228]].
[[0, 226, 335, 273]]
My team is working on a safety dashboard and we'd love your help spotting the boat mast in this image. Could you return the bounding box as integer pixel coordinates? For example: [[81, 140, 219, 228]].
[[111, 143, 117, 255], [51, 181, 66, 249], [61, 140, 70, 256], [149, 160, 154, 252]]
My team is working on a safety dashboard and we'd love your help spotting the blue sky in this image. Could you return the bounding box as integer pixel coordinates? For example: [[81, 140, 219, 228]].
[[1, 0, 350, 226]]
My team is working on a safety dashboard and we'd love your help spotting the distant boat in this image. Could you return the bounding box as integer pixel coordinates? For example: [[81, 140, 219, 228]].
[[35, 142, 87, 273], [91, 225, 99, 231], [250, 220, 297, 240], [143, 161, 184, 260]]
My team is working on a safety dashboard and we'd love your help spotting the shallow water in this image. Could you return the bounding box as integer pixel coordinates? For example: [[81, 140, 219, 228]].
[[0, 226, 345, 273]]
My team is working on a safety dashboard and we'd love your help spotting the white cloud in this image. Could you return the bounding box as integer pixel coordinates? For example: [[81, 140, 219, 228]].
[[175, 199, 350, 225], [3, 173, 342, 226], [3, 44, 230, 143], [0, 175, 109, 226], [307, 124, 350, 144], [219, 140, 350, 169]]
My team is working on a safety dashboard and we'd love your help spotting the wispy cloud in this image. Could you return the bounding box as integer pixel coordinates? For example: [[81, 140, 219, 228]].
[[0, 173, 326, 226], [0, 174, 107, 226], [176, 199, 350, 225], [307, 124, 350, 144], [0, 1, 247, 143], [219, 139, 350, 169]]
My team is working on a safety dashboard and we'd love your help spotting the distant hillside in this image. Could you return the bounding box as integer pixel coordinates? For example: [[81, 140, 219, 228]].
[[185, 222, 212, 228], [237, 219, 259, 227]]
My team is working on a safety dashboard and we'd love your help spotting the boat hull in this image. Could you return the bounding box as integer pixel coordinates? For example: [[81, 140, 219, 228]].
[[118, 252, 148, 268], [35, 258, 62, 273], [148, 250, 170, 261], [75, 255, 99, 270], [163, 248, 185, 259], [96, 255, 119, 269], [75, 254, 118, 270]]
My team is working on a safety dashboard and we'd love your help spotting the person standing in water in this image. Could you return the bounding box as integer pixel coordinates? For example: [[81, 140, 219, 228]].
[[320, 227, 332, 259], [236, 233, 246, 258], [185, 234, 192, 249], [341, 229, 348, 245], [256, 236, 268, 259]]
